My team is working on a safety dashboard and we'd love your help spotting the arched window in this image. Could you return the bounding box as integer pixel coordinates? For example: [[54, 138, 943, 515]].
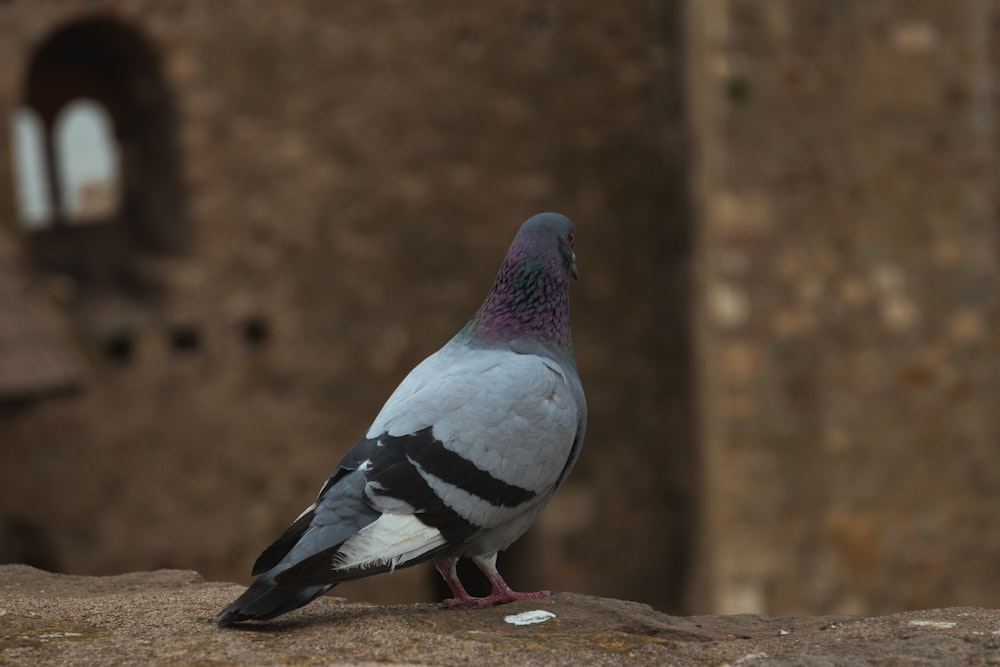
[[14, 16, 187, 255], [54, 98, 121, 224], [9, 15, 187, 291], [9, 106, 53, 229]]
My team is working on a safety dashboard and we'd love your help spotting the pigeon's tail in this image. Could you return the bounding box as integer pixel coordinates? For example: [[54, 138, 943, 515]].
[[217, 575, 334, 627]]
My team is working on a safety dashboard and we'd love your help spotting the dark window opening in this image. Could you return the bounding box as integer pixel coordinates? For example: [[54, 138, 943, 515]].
[[241, 316, 270, 347], [103, 331, 134, 365], [170, 326, 201, 355]]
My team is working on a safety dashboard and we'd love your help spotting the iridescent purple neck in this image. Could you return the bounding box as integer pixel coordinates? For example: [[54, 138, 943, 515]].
[[467, 244, 573, 352]]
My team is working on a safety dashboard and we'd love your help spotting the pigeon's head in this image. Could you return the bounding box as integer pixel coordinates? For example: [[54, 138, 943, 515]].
[[468, 212, 579, 349], [514, 212, 578, 280]]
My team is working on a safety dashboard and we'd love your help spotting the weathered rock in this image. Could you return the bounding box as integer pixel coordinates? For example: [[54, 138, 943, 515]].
[[2, 565, 999, 665]]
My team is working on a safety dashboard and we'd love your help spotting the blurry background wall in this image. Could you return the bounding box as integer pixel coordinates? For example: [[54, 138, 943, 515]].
[[691, 0, 999, 614], [0, 0, 997, 616]]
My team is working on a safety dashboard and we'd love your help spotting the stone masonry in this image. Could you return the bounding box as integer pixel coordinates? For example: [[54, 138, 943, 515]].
[[0, 0, 997, 617]]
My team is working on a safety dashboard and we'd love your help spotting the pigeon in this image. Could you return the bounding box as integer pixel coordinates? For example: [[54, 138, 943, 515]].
[[217, 212, 586, 627]]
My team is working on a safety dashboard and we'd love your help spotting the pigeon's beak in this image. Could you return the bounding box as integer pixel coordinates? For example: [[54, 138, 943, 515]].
[[570, 252, 578, 280]]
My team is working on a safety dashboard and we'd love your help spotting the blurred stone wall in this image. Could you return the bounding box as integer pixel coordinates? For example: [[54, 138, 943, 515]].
[[0, 1, 693, 610], [690, 0, 1000, 614], [1, 0, 998, 617]]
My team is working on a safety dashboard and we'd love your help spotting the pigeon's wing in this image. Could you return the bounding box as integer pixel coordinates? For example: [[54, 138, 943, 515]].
[[249, 437, 451, 588], [369, 343, 586, 522], [270, 343, 584, 587]]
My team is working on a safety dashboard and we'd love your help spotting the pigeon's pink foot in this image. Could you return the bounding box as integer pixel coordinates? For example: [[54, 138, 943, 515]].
[[436, 554, 554, 608], [473, 586, 551, 608], [435, 558, 483, 608], [445, 588, 550, 609], [469, 553, 553, 607]]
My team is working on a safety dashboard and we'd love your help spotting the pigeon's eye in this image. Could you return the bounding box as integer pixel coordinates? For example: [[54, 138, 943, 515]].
[[566, 232, 575, 245]]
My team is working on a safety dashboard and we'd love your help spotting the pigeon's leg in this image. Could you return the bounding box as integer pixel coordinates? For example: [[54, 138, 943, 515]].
[[470, 553, 551, 606], [434, 558, 481, 608]]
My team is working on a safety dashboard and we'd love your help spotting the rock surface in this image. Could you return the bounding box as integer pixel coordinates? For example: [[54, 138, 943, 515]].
[[2, 565, 999, 666]]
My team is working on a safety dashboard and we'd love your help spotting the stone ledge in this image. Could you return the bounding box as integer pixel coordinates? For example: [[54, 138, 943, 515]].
[[1, 564, 998, 665]]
